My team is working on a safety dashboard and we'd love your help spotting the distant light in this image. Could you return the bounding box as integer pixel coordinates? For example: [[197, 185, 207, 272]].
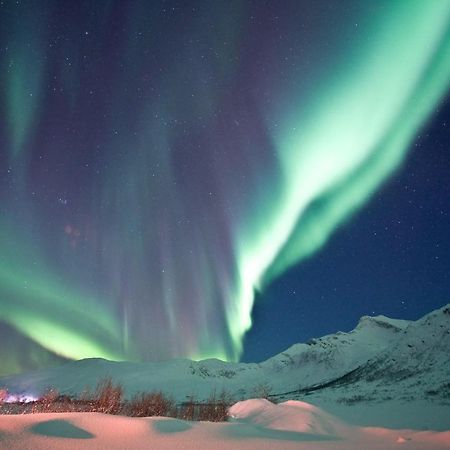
[[5, 393, 38, 403]]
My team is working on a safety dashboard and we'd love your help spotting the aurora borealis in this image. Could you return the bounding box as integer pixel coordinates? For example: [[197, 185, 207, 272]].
[[1, 1, 450, 375]]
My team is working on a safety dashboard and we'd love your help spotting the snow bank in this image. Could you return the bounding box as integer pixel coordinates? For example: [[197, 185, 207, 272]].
[[229, 399, 350, 437], [1, 400, 449, 449]]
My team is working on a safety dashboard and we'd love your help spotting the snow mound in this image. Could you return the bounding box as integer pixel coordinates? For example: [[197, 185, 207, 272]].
[[1, 406, 450, 449], [229, 399, 350, 437]]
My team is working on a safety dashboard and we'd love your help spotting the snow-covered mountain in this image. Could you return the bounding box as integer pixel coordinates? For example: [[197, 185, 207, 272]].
[[313, 303, 450, 404], [1, 304, 449, 410]]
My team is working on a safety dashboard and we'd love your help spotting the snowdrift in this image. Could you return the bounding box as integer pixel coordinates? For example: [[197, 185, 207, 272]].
[[1, 399, 449, 449]]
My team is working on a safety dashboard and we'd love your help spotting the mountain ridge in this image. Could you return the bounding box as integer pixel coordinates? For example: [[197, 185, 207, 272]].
[[1, 303, 449, 409]]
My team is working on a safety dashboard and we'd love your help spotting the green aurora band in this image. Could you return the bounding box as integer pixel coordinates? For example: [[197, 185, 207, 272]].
[[0, 222, 127, 362], [0, 1, 449, 371], [230, 1, 450, 354]]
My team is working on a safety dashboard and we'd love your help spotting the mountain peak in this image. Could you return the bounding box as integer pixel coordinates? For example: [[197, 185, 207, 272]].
[[356, 314, 409, 332]]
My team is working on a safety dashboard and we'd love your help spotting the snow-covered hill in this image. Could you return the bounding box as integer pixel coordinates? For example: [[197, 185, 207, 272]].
[[1, 304, 449, 428]]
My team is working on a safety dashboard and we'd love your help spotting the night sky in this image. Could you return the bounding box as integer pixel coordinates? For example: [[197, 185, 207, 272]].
[[0, 0, 449, 376]]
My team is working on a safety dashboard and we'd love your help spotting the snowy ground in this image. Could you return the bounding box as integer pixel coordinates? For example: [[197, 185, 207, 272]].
[[1, 399, 449, 450]]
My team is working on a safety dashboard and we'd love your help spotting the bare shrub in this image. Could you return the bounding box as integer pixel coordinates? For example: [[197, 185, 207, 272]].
[[80, 386, 93, 402], [94, 377, 123, 414], [252, 382, 272, 399], [129, 391, 173, 417], [198, 390, 231, 422], [32, 388, 59, 412], [0, 382, 231, 422], [180, 396, 196, 421], [78, 386, 96, 411]]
